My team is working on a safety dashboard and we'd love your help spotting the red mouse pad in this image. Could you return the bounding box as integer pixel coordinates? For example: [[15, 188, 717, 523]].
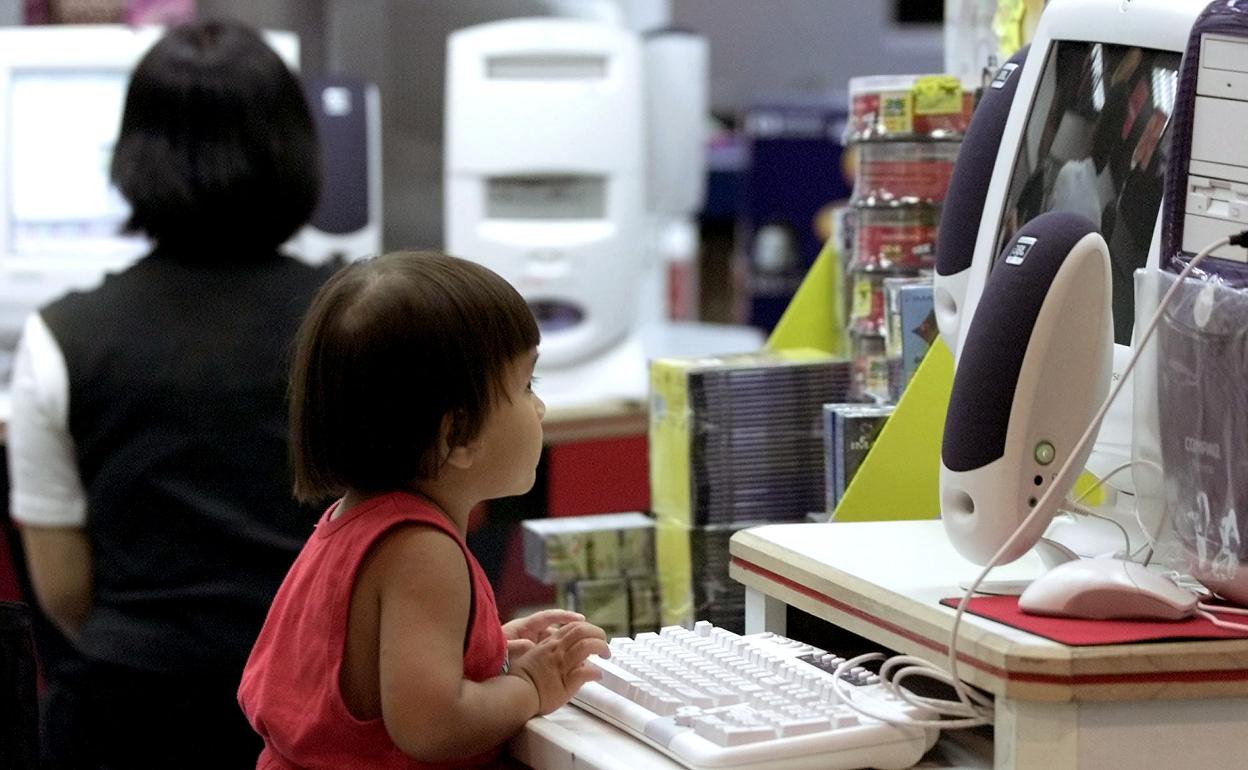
[[939, 595, 1248, 645]]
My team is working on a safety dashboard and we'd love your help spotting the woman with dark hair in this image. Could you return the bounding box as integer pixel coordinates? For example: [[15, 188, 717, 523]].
[[6, 19, 334, 769]]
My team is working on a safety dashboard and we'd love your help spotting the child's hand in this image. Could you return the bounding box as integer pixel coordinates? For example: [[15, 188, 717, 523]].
[[503, 609, 585, 644], [508, 620, 610, 716]]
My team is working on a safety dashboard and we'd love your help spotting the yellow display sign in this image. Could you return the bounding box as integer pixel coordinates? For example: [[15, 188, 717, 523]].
[[913, 75, 964, 116]]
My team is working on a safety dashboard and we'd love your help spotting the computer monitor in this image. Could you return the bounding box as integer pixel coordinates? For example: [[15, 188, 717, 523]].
[[943, 0, 1204, 559], [0, 25, 299, 395]]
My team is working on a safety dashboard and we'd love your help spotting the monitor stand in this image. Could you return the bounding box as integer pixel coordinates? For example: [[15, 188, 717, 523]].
[[959, 536, 1078, 596], [961, 500, 1150, 597]]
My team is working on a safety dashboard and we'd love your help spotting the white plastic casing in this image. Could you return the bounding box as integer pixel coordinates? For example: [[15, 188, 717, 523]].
[[933, 269, 970, 354], [444, 19, 645, 370], [1183, 32, 1248, 263], [644, 31, 707, 217], [942, 233, 1114, 566], [947, 0, 1205, 501]]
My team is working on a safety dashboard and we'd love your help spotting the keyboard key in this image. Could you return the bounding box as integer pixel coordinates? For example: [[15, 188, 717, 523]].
[[778, 716, 830, 737]]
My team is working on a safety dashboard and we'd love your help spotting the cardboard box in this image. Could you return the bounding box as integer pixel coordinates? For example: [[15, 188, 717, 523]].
[[521, 512, 655, 584]]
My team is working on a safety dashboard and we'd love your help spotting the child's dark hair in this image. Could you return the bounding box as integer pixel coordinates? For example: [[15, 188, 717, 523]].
[[289, 251, 540, 502]]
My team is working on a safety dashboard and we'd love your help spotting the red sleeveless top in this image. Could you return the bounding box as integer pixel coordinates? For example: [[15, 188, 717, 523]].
[[238, 492, 508, 769]]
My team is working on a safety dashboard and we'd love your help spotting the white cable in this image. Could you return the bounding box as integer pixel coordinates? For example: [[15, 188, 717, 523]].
[[1115, 456, 1168, 556], [1195, 607, 1248, 632], [1049, 460, 1136, 556], [1072, 461, 1135, 505], [830, 653, 989, 729], [1062, 501, 1132, 556], [1059, 457, 1169, 561], [1197, 601, 1248, 617], [832, 234, 1233, 729]]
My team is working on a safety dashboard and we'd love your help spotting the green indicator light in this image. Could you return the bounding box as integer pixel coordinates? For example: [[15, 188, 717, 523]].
[[1035, 441, 1056, 466]]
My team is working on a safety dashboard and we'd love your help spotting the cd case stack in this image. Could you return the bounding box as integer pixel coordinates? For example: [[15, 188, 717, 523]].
[[653, 519, 772, 634], [686, 522, 756, 633], [650, 350, 855, 630], [652, 351, 856, 526]]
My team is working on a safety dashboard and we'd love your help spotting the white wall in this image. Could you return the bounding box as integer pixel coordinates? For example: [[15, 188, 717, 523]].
[[671, 0, 943, 113]]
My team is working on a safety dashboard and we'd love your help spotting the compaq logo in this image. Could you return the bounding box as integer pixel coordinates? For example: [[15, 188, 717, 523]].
[[1004, 236, 1036, 265], [1185, 437, 1222, 460]]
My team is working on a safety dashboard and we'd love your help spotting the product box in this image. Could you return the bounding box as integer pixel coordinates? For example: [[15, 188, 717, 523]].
[[883, 276, 930, 358], [561, 575, 660, 637], [898, 282, 937, 391], [627, 576, 661, 635], [521, 512, 655, 585], [823, 403, 840, 513], [823, 403, 895, 512]]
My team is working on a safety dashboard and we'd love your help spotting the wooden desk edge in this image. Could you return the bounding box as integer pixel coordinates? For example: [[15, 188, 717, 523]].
[[729, 529, 1248, 703], [542, 400, 647, 445]]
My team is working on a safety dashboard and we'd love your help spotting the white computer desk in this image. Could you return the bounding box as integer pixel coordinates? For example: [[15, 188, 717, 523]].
[[728, 520, 1248, 770], [510, 704, 686, 770], [510, 698, 994, 770]]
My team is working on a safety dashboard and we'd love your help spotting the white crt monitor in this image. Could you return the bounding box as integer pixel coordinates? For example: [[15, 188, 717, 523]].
[[0, 25, 298, 382], [947, 0, 1205, 501], [444, 18, 645, 370]]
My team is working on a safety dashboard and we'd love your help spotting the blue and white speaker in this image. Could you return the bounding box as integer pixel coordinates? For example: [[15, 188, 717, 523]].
[[293, 74, 382, 264], [940, 211, 1113, 566], [933, 45, 1030, 354]]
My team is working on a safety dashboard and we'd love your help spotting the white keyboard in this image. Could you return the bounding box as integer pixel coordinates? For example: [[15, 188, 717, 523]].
[[571, 621, 938, 770]]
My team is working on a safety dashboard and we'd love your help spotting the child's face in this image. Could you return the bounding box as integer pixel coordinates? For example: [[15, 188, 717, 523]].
[[470, 349, 545, 498]]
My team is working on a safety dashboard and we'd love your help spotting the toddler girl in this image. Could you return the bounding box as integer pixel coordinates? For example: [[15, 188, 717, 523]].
[[239, 251, 609, 768]]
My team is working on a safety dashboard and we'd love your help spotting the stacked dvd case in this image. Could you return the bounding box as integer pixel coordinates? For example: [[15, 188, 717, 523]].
[[650, 350, 855, 630], [655, 517, 778, 633], [685, 522, 766, 633], [823, 403, 896, 514], [656, 353, 855, 526]]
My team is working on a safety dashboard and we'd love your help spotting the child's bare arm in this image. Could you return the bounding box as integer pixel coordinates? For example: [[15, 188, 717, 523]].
[[372, 527, 592, 762]]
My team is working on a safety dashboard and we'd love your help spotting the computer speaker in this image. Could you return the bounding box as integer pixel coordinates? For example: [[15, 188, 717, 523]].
[[934, 45, 1029, 354], [292, 74, 382, 265], [941, 210, 1113, 565]]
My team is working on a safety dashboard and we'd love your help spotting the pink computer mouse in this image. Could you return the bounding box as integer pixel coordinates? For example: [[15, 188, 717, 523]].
[[1018, 558, 1199, 621]]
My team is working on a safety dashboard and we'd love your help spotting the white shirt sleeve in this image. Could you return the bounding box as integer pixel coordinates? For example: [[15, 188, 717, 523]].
[[8, 312, 87, 528]]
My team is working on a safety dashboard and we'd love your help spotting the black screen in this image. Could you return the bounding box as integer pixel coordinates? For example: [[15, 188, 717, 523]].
[[994, 41, 1180, 344]]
